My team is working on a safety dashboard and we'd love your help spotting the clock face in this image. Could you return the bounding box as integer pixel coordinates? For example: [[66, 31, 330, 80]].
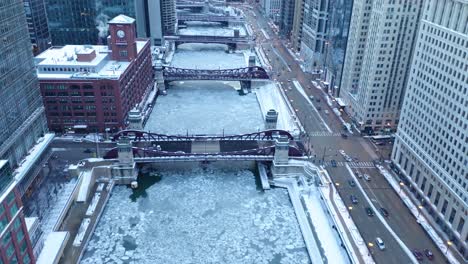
[[117, 30, 125, 38]]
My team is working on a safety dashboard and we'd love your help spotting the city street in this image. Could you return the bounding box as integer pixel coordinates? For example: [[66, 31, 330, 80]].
[[242, 4, 449, 264]]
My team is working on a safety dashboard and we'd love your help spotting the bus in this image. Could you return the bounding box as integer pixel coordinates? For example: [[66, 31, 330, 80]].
[[370, 135, 394, 145]]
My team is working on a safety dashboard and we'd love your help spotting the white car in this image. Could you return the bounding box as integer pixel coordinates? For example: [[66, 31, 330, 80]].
[[324, 110, 329, 114], [376, 237, 385, 250], [364, 174, 371, 181]]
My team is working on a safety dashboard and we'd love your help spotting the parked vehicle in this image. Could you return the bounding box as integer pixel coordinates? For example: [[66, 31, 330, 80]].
[[364, 174, 371, 181], [366, 207, 374, 217], [376, 237, 385, 250], [423, 249, 434, 260], [412, 249, 424, 260], [330, 160, 337, 167], [348, 180, 356, 187], [355, 171, 363, 178], [350, 195, 358, 204], [317, 106, 322, 111], [340, 133, 348, 139], [380, 207, 389, 217], [324, 110, 329, 114]]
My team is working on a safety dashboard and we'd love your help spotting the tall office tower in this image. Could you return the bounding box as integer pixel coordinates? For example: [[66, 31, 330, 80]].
[[323, 0, 353, 96], [279, 0, 295, 38], [23, 0, 51, 55], [392, 0, 468, 258], [340, 0, 423, 134], [291, 0, 304, 51], [0, 161, 36, 263], [135, 0, 177, 45], [300, 0, 329, 72], [0, 0, 48, 168], [261, 0, 283, 23], [46, 0, 135, 45]]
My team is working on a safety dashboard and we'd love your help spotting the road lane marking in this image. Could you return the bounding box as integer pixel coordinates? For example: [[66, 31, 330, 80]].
[[345, 164, 419, 263], [292, 80, 333, 133]]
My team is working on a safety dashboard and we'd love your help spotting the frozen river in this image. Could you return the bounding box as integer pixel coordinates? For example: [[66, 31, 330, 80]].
[[144, 81, 265, 135], [81, 167, 310, 264]]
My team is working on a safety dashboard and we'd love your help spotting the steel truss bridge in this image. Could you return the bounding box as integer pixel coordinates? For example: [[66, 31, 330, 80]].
[[103, 145, 304, 162], [162, 66, 270, 82], [112, 129, 293, 142], [177, 14, 244, 23], [165, 35, 254, 46]]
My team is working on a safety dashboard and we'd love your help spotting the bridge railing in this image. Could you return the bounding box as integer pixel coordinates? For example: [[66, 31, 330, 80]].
[[112, 129, 292, 142]]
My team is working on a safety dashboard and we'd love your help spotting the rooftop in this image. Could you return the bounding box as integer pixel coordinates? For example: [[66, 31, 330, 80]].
[[35, 41, 147, 80], [108, 14, 135, 24]]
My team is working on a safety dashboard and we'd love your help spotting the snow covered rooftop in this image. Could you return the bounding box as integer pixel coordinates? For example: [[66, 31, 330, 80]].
[[35, 41, 147, 80], [37, 232, 69, 264], [108, 14, 135, 24]]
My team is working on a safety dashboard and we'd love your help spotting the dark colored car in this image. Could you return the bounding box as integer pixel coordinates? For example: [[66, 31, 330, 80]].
[[348, 180, 356, 187], [350, 195, 358, 204], [380, 207, 389, 217], [366, 207, 374, 217], [330, 160, 337, 167], [341, 133, 348, 139], [412, 249, 424, 260], [424, 249, 434, 260], [83, 148, 93, 153]]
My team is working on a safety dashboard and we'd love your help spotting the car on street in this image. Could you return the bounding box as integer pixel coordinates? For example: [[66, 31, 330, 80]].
[[340, 133, 348, 139], [355, 171, 363, 178], [363, 174, 371, 181], [366, 207, 374, 217], [324, 110, 329, 114], [330, 160, 337, 167], [316, 98, 321, 102], [424, 249, 434, 260], [380, 207, 389, 217], [350, 195, 358, 204], [348, 180, 356, 187], [317, 106, 322, 111], [83, 148, 93, 154], [412, 249, 424, 260], [376, 237, 385, 250], [288, 79, 291, 82]]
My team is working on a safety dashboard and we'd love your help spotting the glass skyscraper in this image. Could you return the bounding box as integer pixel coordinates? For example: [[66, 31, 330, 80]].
[[46, 0, 136, 45], [0, 0, 48, 168]]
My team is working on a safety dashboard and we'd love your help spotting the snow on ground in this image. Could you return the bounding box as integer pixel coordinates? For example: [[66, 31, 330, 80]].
[[255, 82, 300, 135], [81, 168, 310, 264], [171, 44, 247, 69], [180, 22, 246, 36], [145, 82, 264, 135], [303, 186, 350, 263]]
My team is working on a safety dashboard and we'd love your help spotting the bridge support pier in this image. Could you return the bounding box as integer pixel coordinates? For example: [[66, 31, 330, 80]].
[[265, 109, 278, 130], [112, 136, 138, 185], [240, 80, 251, 95]]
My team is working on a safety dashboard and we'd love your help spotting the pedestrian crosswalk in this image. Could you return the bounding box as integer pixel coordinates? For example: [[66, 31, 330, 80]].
[[320, 160, 375, 168], [307, 131, 342, 137]]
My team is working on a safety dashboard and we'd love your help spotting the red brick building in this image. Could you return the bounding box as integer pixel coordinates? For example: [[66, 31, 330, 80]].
[[35, 15, 153, 133]]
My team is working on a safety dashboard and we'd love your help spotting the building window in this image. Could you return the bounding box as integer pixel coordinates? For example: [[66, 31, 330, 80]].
[[10, 203, 18, 217], [441, 200, 448, 215], [120, 50, 128, 57], [457, 218, 465, 233], [448, 209, 456, 224]]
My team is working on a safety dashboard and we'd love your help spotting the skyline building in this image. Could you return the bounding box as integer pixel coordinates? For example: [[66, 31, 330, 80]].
[[392, 0, 467, 258], [323, 0, 353, 96], [135, 0, 177, 45], [23, 0, 52, 55], [279, 0, 295, 38], [0, 0, 48, 168], [0, 161, 35, 264], [340, 0, 423, 134], [290, 0, 304, 51], [46, 0, 135, 45], [35, 15, 153, 133], [300, 0, 329, 72], [260, 0, 283, 23]]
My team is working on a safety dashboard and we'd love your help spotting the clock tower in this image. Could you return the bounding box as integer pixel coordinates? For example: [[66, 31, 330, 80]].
[[108, 15, 138, 62]]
